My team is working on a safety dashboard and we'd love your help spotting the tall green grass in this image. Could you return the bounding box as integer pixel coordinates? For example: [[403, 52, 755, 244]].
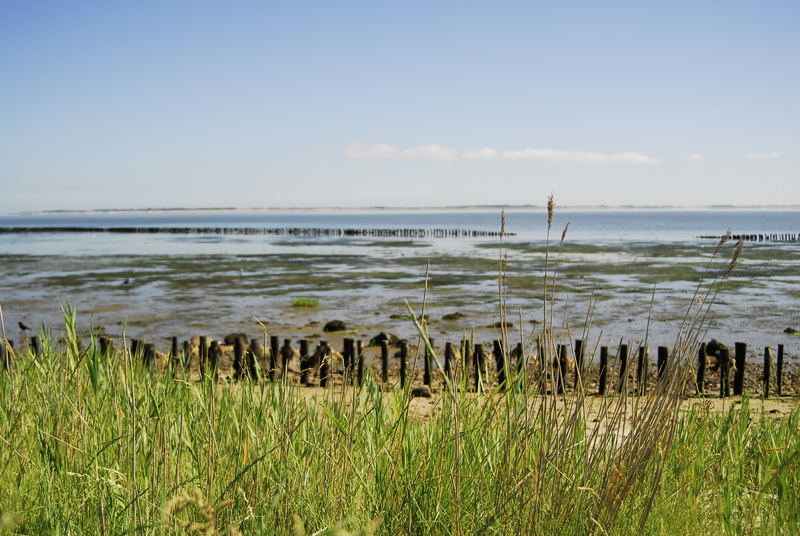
[[0, 315, 797, 534]]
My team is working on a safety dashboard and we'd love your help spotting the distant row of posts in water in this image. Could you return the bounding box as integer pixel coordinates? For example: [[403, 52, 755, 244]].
[[2, 333, 789, 398], [699, 232, 799, 243], [0, 226, 513, 238]]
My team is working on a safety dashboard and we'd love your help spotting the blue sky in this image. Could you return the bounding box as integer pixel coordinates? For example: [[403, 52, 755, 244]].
[[1, 1, 797, 212]]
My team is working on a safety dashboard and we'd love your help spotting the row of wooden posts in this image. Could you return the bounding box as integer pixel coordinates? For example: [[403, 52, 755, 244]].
[[0, 226, 513, 239], [1, 335, 789, 398], [699, 232, 799, 243]]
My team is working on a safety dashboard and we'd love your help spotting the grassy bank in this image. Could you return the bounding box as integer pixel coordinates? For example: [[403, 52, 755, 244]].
[[1, 322, 797, 535]]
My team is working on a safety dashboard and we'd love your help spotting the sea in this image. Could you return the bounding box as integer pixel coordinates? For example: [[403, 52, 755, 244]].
[[1, 208, 798, 360]]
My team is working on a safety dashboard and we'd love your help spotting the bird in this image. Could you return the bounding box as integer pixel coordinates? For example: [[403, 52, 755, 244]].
[[122, 278, 131, 286], [18, 321, 30, 331]]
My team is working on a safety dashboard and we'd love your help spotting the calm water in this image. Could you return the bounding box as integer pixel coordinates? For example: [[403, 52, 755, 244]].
[[1, 209, 798, 255], [1, 209, 798, 356]]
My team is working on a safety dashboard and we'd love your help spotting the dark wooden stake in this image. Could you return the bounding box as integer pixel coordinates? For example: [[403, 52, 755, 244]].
[[598, 346, 608, 395], [269, 335, 279, 382], [209, 341, 220, 380], [31, 335, 42, 357], [399, 341, 408, 388], [171, 336, 179, 363], [763, 346, 772, 399], [444, 342, 454, 384], [144, 343, 156, 368], [494, 340, 506, 390], [1, 341, 9, 372], [697, 342, 706, 395], [319, 343, 330, 388], [657, 346, 668, 382], [247, 338, 259, 380], [423, 338, 434, 387], [343, 338, 354, 380], [473, 343, 485, 392], [233, 337, 245, 380], [637, 346, 648, 395], [557, 344, 568, 395], [720, 347, 730, 398], [733, 342, 746, 396], [99, 336, 111, 357], [299, 339, 311, 386], [776, 344, 784, 396], [573, 339, 584, 390], [617, 344, 628, 394], [199, 336, 208, 378], [380, 340, 389, 383], [281, 339, 294, 379]]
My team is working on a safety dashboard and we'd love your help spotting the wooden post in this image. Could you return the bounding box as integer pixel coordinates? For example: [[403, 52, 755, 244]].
[[380, 340, 389, 383], [515, 342, 524, 375], [1, 340, 9, 372], [269, 335, 279, 382], [233, 337, 245, 380], [209, 341, 220, 380], [720, 347, 730, 398], [733, 342, 746, 395], [557, 344, 567, 395], [763, 347, 772, 399], [300, 340, 311, 386], [598, 346, 608, 395], [657, 346, 668, 382], [199, 336, 208, 378], [636, 346, 648, 395], [776, 344, 784, 396], [99, 336, 111, 357], [144, 343, 156, 369], [281, 339, 294, 379], [423, 338, 433, 387], [494, 340, 506, 390], [131, 338, 141, 358], [356, 340, 364, 386], [697, 343, 706, 395], [617, 344, 628, 394], [31, 335, 42, 357], [171, 336, 179, 364], [246, 338, 259, 380], [462, 341, 472, 388], [343, 338, 354, 381], [444, 342, 454, 383], [319, 343, 330, 388], [182, 340, 190, 368], [573, 339, 584, 390], [399, 341, 408, 388], [472, 344, 483, 392]]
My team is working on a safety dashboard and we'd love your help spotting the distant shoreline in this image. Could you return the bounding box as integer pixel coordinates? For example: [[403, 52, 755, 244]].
[[12, 204, 800, 216]]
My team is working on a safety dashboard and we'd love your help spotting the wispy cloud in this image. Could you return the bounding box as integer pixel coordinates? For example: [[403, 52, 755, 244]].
[[688, 153, 713, 161], [345, 142, 660, 164], [744, 151, 784, 160]]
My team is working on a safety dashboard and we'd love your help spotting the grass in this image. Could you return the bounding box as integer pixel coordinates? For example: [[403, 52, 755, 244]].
[[0, 321, 797, 534], [291, 297, 319, 307]]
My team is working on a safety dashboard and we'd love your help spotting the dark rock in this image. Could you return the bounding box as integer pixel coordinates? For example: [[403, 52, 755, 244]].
[[489, 321, 513, 329], [442, 312, 466, 321], [411, 386, 432, 398], [323, 320, 347, 332], [785, 327, 798, 334], [389, 314, 406, 320], [369, 331, 399, 346], [223, 333, 248, 345]]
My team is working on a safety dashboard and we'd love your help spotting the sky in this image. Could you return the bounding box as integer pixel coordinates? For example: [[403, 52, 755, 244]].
[[1, 1, 798, 213]]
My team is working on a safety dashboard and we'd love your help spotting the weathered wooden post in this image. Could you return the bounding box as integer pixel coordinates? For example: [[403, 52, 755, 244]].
[[99, 336, 111, 357], [599, 346, 608, 395], [319, 342, 330, 388], [233, 337, 245, 380], [144, 343, 156, 369], [300, 340, 311, 386], [514, 342, 525, 375], [399, 341, 408, 388], [637, 346, 648, 395], [423, 338, 434, 387], [462, 341, 472, 388], [199, 336, 208, 378], [720, 347, 730, 398], [657, 346, 668, 382], [763, 346, 772, 399], [733, 342, 746, 395], [573, 339, 584, 390], [473, 343, 485, 392], [171, 336, 179, 365], [356, 340, 364, 386], [131, 338, 141, 359], [556, 344, 568, 395], [281, 339, 294, 379], [444, 342, 454, 384], [269, 335, 279, 382], [246, 338, 259, 380], [380, 340, 389, 383], [494, 340, 506, 390], [1, 340, 9, 372], [209, 341, 221, 380], [617, 344, 628, 394], [343, 338, 354, 381], [696, 342, 706, 395], [776, 344, 784, 396], [31, 335, 42, 357], [181, 340, 190, 369]]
